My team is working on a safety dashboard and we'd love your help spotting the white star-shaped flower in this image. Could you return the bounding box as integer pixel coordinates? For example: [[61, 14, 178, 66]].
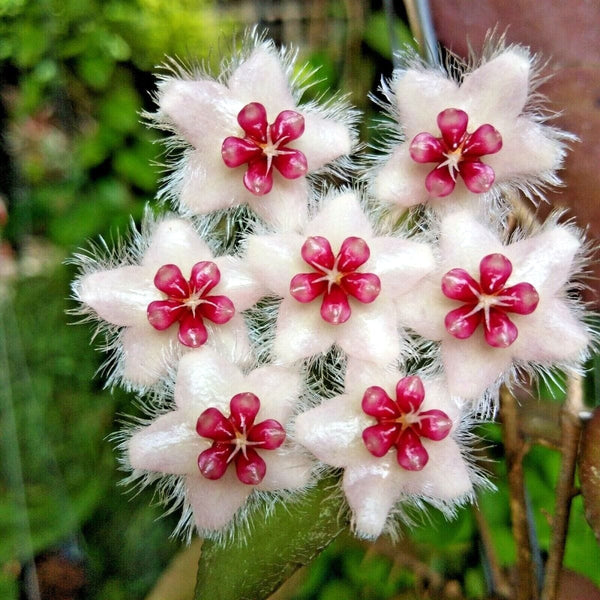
[[245, 190, 436, 365], [371, 45, 572, 210], [295, 359, 475, 539], [154, 36, 357, 230], [74, 217, 264, 388], [127, 349, 313, 536], [396, 210, 591, 400]]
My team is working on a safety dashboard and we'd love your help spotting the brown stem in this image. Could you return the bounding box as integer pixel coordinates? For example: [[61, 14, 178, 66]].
[[540, 374, 584, 600], [473, 505, 513, 599], [499, 385, 538, 600]]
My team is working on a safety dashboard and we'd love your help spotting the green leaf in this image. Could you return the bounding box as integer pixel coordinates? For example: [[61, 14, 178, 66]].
[[98, 83, 140, 133], [14, 21, 49, 67], [76, 54, 116, 90], [363, 11, 416, 60], [194, 475, 346, 600], [464, 566, 486, 599], [114, 141, 159, 191]]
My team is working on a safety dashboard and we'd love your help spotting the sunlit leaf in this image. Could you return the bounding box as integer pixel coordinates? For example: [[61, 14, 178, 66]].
[[363, 11, 416, 60]]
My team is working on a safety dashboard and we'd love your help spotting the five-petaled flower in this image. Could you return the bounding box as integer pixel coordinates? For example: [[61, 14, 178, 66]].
[[290, 236, 381, 324], [196, 392, 286, 485], [442, 253, 539, 348], [295, 360, 475, 539], [362, 376, 452, 471], [409, 108, 502, 197], [154, 38, 356, 230], [373, 46, 571, 209], [395, 211, 590, 400], [147, 262, 235, 347], [245, 191, 435, 364], [74, 218, 264, 387], [127, 349, 313, 534], [221, 102, 308, 196]]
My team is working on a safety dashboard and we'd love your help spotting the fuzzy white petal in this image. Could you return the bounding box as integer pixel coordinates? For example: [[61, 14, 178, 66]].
[[394, 69, 460, 135], [246, 233, 306, 298], [227, 47, 296, 115], [395, 277, 449, 341], [305, 192, 373, 247], [217, 255, 265, 310], [206, 313, 251, 366], [244, 366, 300, 424], [274, 299, 336, 363], [503, 225, 581, 295], [249, 176, 310, 231], [258, 451, 313, 491], [459, 49, 530, 122], [439, 212, 501, 270], [174, 349, 245, 417], [343, 461, 400, 538], [344, 358, 391, 392], [142, 219, 212, 273], [295, 111, 353, 171], [398, 437, 473, 499], [487, 120, 564, 182], [178, 153, 247, 214], [442, 336, 511, 399], [295, 394, 368, 468], [78, 266, 154, 327], [513, 297, 589, 363], [337, 299, 401, 365], [128, 412, 202, 475], [159, 80, 238, 149], [121, 326, 174, 386], [369, 237, 436, 297], [373, 146, 431, 208], [186, 471, 251, 532]]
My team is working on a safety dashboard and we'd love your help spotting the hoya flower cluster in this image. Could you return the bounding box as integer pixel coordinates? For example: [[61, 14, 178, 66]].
[[72, 33, 593, 542]]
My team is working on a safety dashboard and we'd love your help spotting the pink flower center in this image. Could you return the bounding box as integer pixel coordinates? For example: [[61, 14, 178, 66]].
[[221, 102, 308, 196], [441, 253, 540, 348], [361, 376, 452, 471], [146, 262, 235, 348], [196, 392, 286, 485], [409, 108, 502, 197], [289, 236, 381, 325]]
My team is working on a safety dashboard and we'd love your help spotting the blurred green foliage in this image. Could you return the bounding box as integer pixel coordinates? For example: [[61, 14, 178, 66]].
[[0, 0, 232, 252], [0, 265, 180, 599]]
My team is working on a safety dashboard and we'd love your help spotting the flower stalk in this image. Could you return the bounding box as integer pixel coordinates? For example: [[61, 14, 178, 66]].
[[540, 374, 585, 600], [500, 384, 539, 600]]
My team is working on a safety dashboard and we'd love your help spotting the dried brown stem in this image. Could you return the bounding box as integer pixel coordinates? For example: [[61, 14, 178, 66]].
[[499, 385, 538, 600], [473, 505, 513, 599], [540, 374, 584, 600]]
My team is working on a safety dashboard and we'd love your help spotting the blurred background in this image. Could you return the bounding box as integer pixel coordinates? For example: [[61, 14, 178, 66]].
[[0, 1, 598, 599]]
